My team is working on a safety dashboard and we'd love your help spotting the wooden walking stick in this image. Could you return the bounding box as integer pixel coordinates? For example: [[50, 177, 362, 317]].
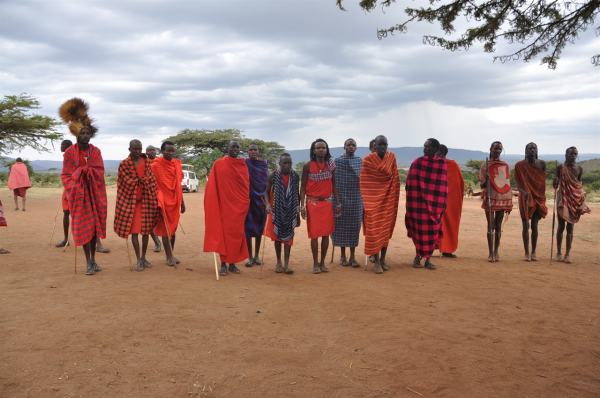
[[330, 245, 335, 264], [179, 221, 185, 235], [213, 252, 220, 281], [365, 255, 368, 271], [550, 161, 559, 264], [49, 200, 62, 245], [74, 244, 77, 274], [63, 226, 72, 253], [486, 157, 495, 263], [160, 208, 177, 269], [126, 237, 133, 271], [260, 229, 266, 275]]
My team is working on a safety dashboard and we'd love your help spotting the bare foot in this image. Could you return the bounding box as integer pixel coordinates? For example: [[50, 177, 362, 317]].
[[494, 254, 501, 262], [555, 254, 564, 262], [564, 255, 572, 264], [524, 254, 531, 262], [488, 254, 494, 263], [531, 254, 538, 261]]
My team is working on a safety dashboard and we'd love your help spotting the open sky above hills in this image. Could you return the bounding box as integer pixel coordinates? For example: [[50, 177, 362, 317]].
[[2, 0, 598, 162]]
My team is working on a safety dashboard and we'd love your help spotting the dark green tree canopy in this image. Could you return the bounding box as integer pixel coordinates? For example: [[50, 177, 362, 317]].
[[164, 128, 285, 172], [337, 0, 600, 69], [0, 94, 63, 156], [466, 159, 485, 172]]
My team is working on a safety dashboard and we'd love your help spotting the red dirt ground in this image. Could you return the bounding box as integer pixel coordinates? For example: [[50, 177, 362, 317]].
[[1, 186, 599, 397]]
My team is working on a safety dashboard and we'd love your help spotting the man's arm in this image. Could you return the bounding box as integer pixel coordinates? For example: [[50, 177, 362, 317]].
[[264, 172, 274, 214], [300, 162, 310, 220], [331, 170, 341, 217]]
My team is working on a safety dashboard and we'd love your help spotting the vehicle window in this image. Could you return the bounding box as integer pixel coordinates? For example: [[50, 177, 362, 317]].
[[183, 171, 188, 178], [190, 173, 196, 179]]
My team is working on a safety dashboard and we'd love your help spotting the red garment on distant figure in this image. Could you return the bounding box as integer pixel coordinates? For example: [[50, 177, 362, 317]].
[[306, 160, 335, 239], [151, 157, 183, 237], [129, 158, 146, 234], [438, 159, 464, 254], [203, 156, 250, 263], [514, 160, 548, 220], [266, 174, 293, 246], [8, 162, 31, 198], [557, 164, 591, 224], [61, 143, 108, 246]]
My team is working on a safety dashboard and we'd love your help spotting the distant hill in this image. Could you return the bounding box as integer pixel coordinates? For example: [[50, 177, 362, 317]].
[[579, 158, 600, 172], [285, 147, 600, 168]]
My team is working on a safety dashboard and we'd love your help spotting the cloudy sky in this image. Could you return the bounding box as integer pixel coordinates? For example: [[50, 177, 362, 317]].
[[2, 0, 598, 161]]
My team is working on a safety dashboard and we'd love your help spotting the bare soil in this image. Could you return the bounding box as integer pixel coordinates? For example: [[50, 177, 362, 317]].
[[1, 186, 599, 397]]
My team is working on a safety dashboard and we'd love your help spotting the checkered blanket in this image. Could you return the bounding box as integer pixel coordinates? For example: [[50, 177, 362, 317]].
[[405, 156, 448, 258], [113, 155, 159, 238], [331, 153, 363, 247], [61, 143, 107, 246]]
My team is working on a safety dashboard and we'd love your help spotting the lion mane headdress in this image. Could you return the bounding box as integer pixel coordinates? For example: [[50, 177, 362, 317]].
[[58, 98, 98, 138]]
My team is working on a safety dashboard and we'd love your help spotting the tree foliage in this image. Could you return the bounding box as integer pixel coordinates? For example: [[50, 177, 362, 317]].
[[337, 0, 600, 69], [0, 94, 63, 156], [164, 128, 286, 171], [465, 159, 485, 172]]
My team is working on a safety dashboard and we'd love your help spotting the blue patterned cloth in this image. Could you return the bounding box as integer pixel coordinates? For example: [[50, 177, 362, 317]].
[[331, 153, 363, 247], [244, 158, 268, 237]]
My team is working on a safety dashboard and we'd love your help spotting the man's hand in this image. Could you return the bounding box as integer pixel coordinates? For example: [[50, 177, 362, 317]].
[[336, 205, 342, 217], [301, 208, 306, 220], [181, 202, 186, 214], [265, 204, 272, 214]]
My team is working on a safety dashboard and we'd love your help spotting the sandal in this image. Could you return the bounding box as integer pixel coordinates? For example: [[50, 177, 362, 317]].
[[142, 258, 152, 268], [564, 255, 572, 264], [413, 256, 423, 268], [349, 259, 360, 268], [275, 265, 284, 273], [283, 266, 294, 274], [135, 262, 144, 272], [14, 207, 18, 211], [246, 259, 255, 268], [530, 254, 538, 262], [153, 242, 161, 252], [92, 262, 102, 272], [0, 248, 10, 254], [319, 263, 329, 273], [166, 258, 175, 267], [312, 266, 321, 274], [173, 257, 180, 264], [555, 254, 564, 262], [55, 240, 68, 248], [253, 258, 262, 266], [340, 257, 349, 266], [228, 264, 241, 274], [219, 266, 228, 276], [373, 265, 383, 274], [424, 260, 437, 270], [442, 252, 457, 258], [368, 255, 375, 263], [380, 260, 390, 271], [494, 254, 501, 262], [524, 254, 531, 262], [96, 247, 110, 254], [488, 255, 494, 263]]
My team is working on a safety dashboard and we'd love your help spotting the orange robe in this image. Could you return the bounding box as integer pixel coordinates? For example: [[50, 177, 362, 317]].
[[151, 157, 183, 237], [203, 156, 250, 263], [438, 159, 464, 254], [514, 160, 548, 220], [360, 152, 400, 255]]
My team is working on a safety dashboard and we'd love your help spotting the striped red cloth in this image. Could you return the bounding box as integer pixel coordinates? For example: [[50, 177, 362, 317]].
[[514, 160, 548, 220], [203, 156, 250, 263], [557, 164, 591, 223], [360, 152, 400, 255], [114, 155, 159, 238], [61, 143, 107, 246], [151, 157, 183, 237], [405, 156, 448, 258]]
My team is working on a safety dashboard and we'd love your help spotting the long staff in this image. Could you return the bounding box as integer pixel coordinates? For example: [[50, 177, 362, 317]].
[[486, 157, 495, 263], [126, 237, 133, 271], [63, 225, 72, 252], [161, 208, 177, 269], [49, 200, 62, 245], [74, 244, 77, 274], [550, 161, 559, 264], [525, 160, 532, 220], [179, 221, 186, 235], [213, 252, 220, 281], [259, 181, 272, 276]]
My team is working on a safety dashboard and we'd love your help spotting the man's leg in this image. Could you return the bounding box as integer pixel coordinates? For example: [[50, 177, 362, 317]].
[[319, 236, 329, 272], [493, 211, 505, 261], [246, 237, 254, 266], [89, 235, 98, 267], [380, 247, 390, 270], [521, 218, 530, 258], [424, 253, 437, 270], [274, 241, 283, 272], [141, 234, 152, 268], [373, 251, 383, 273], [254, 235, 262, 263], [485, 211, 494, 261], [56, 210, 70, 247], [310, 238, 320, 273], [564, 222, 574, 263], [131, 234, 144, 271], [556, 216, 566, 260], [530, 213, 540, 260], [151, 230, 161, 251], [283, 244, 293, 274], [21, 195, 26, 211], [82, 235, 98, 274], [96, 238, 110, 253], [13, 194, 18, 210], [162, 236, 174, 264], [340, 247, 348, 265]]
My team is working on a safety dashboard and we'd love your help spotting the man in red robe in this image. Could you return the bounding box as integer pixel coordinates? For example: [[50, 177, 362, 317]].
[[300, 139, 341, 274], [553, 146, 591, 264], [114, 140, 159, 271], [435, 145, 464, 258], [145, 145, 161, 253], [8, 157, 31, 211], [204, 140, 250, 276], [151, 141, 185, 266]]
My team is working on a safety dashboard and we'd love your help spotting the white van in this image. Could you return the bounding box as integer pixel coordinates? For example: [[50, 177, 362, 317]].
[[181, 164, 199, 193]]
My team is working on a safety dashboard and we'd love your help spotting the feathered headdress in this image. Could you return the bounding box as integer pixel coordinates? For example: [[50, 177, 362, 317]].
[[58, 98, 98, 138]]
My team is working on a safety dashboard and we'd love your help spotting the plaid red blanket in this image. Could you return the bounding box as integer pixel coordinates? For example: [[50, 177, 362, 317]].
[[114, 155, 159, 238], [405, 156, 448, 258], [61, 143, 107, 246]]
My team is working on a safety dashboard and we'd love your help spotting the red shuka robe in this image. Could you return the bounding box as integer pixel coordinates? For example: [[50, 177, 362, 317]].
[[151, 157, 183, 237], [438, 159, 464, 254]]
